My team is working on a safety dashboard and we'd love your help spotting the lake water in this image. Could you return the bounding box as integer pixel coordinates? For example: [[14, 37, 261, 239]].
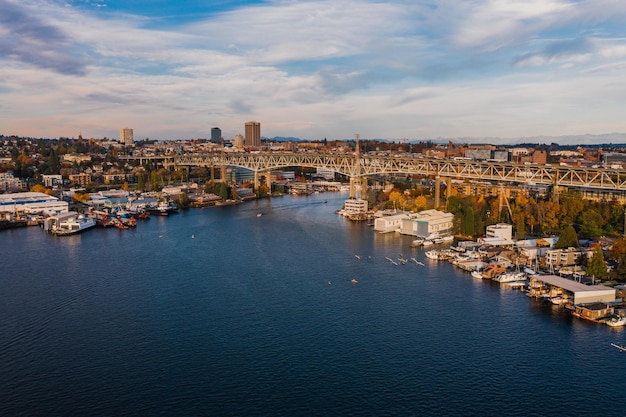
[[1, 193, 625, 416]]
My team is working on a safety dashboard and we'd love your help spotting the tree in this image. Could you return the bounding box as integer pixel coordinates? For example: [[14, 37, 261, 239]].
[[610, 238, 626, 261], [388, 190, 406, 210], [464, 206, 475, 236], [31, 184, 52, 195], [586, 246, 608, 280], [415, 195, 427, 211], [137, 172, 146, 191], [578, 208, 602, 238], [177, 192, 190, 208], [555, 225, 578, 249], [219, 182, 228, 200]]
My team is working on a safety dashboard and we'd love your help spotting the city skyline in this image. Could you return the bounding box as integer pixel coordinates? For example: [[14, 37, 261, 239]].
[[2, 1, 626, 144]]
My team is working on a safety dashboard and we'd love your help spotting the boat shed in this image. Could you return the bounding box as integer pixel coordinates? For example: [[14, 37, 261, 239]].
[[529, 275, 615, 305], [374, 213, 410, 233], [399, 209, 453, 237]]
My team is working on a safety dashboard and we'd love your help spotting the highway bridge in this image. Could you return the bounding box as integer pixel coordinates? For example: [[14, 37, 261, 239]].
[[120, 152, 626, 205]]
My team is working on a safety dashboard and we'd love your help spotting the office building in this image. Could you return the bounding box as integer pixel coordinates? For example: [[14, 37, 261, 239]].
[[120, 128, 133, 146], [245, 121, 261, 148], [211, 127, 222, 144]]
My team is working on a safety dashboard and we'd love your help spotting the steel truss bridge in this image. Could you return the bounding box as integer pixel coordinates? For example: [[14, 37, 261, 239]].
[[171, 153, 626, 192]]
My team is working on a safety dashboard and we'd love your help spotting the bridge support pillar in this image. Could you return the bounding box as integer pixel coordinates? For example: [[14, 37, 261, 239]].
[[265, 171, 272, 193], [435, 176, 441, 208], [445, 178, 452, 208], [254, 171, 259, 191], [349, 177, 356, 199], [361, 177, 367, 199], [210, 166, 215, 182], [220, 166, 226, 182]]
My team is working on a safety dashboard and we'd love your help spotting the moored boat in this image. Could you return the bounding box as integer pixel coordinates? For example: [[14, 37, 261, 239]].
[[48, 213, 96, 236], [425, 250, 439, 260], [604, 315, 626, 327], [410, 238, 424, 247], [471, 270, 483, 279], [493, 271, 526, 283]]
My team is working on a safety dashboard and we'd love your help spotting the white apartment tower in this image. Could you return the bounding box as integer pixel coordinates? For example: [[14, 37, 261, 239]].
[[120, 128, 134, 146]]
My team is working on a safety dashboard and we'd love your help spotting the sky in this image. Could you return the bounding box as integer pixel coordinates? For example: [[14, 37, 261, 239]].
[[2, 0, 626, 143]]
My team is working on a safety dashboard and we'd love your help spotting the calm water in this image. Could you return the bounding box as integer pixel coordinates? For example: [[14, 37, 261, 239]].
[[1, 193, 625, 416]]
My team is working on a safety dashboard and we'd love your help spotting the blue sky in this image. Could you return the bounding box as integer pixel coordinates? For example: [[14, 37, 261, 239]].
[[2, 0, 626, 143]]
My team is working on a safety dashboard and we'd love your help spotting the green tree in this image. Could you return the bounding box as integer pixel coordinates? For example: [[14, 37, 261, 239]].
[[586, 246, 608, 280], [219, 182, 228, 200], [464, 206, 475, 236], [578, 208, 602, 238], [177, 192, 190, 208], [137, 172, 146, 192], [555, 225, 578, 249]]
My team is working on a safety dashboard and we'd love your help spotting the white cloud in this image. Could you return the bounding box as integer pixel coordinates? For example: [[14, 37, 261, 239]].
[[1, 0, 626, 142]]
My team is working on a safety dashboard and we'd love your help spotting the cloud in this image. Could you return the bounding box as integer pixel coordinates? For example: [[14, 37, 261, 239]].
[[0, 0, 88, 75], [514, 37, 595, 67], [2, 0, 626, 142]]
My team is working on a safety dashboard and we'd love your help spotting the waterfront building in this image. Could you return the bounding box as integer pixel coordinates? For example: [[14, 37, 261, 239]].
[[545, 247, 591, 268], [120, 127, 134, 146], [0, 191, 68, 215], [528, 274, 615, 305], [399, 209, 453, 237], [244, 121, 261, 148], [343, 198, 368, 213], [211, 127, 222, 144], [374, 213, 411, 233]]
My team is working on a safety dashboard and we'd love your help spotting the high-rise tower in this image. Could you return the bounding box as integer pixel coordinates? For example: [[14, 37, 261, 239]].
[[211, 127, 222, 144], [244, 121, 261, 148], [120, 128, 133, 146]]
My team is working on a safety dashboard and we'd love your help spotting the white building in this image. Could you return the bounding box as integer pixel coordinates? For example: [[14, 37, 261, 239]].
[[374, 213, 411, 233], [486, 223, 513, 240], [343, 198, 368, 213], [0, 192, 68, 215], [399, 209, 454, 237]]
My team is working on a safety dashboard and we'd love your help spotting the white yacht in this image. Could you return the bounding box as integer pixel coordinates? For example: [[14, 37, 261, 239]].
[[425, 250, 439, 260], [49, 213, 96, 236], [493, 271, 526, 283], [471, 270, 483, 279]]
